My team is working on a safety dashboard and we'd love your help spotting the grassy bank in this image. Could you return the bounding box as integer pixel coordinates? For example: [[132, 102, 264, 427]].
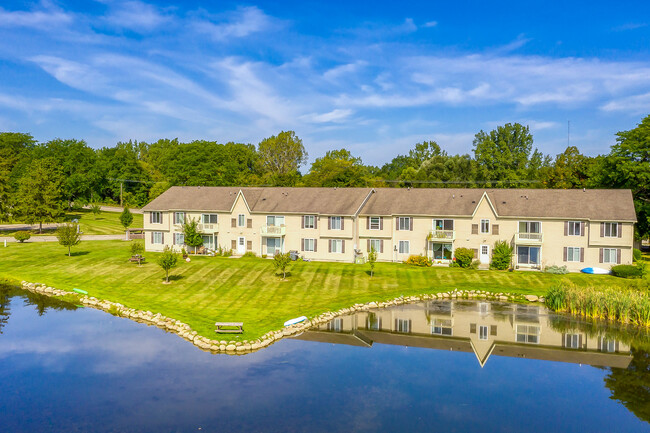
[[0, 240, 633, 340], [1, 210, 143, 236]]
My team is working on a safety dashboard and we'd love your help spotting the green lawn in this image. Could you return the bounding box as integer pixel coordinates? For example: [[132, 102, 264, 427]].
[[0, 240, 631, 341], [1, 210, 143, 236]]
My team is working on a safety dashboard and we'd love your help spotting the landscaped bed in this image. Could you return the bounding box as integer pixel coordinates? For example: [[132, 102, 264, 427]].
[[0, 240, 639, 341]]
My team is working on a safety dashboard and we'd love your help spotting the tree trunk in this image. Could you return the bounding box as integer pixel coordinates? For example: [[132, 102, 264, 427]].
[[165, 270, 169, 283], [68, 246, 71, 257], [39, 221, 42, 234]]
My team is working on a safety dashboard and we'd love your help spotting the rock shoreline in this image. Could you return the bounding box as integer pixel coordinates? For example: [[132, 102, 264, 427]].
[[19, 281, 545, 355]]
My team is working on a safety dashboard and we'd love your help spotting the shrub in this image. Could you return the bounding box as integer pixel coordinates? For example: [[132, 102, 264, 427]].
[[470, 260, 480, 270], [262, 254, 268, 259], [448, 260, 460, 268], [56, 223, 81, 256], [611, 264, 643, 279], [13, 231, 31, 243], [404, 254, 432, 267], [633, 248, 642, 262], [157, 246, 179, 283], [454, 248, 475, 268], [490, 240, 513, 270], [368, 247, 377, 276], [242, 251, 257, 258], [223, 249, 233, 257], [545, 265, 569, 274], [273, 252, 291, 279]]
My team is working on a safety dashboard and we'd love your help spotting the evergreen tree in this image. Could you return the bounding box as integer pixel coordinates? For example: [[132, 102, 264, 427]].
[[16, 158, 64, 233]]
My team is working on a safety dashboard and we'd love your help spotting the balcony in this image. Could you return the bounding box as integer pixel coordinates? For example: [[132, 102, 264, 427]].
[[260, 225, 286, 236], [428, 230, 455, 241], [199, 223, 219, 233], [515, 232, 543, 244]]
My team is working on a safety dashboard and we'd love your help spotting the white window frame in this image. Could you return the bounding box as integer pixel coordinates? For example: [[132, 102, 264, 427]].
[[396, 318, 410, 333], [174, 212, 185, 225], [517, 246, 541, 265], [480, 219, 490, 234], [330, 216, 342, 230], [568, 221, 581, 236], [398, 240, 410, 254], [567, 247, 581, 262], [202, 214, 218, 224], [328, 318, 343, 332], [304, 215, 315, 229], [603, 222, 618, 237], [515, 324, 540, 344], [151, 212, 162, 224], [304, 238, 315, 252], [152, 232, 163, 244], [430, 242, 453, 260], [398, 217, 411, 231], [267, 215, 285, 226], [431, 318, 453, 336], [433, 219, 454, 231], [600, 338, 617, 353], [479, 325, 489, 341], [331, 239, 343, 253], [238, 214, 245, 227], [174, 233, 184, 245], [519, 221, 541, 234], [479, 302, 489, 315], [564, 333, 581, 349], [369, 217, 381, 230], [603, 248, 617, 264], [369, 239, 381, 253]]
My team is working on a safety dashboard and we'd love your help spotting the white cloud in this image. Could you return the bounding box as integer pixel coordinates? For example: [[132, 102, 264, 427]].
[[195, 6, 274, 40], [301, 109, 353, 123], [103, 1, 173, 32], [600, 91, 650, 113], [423, 21, 438, 28], [0, 1, 73, 28]]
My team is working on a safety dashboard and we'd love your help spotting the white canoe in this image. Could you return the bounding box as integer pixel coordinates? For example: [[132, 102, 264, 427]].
[[581, 267, 610, 275], [284, 316, 307, 327]]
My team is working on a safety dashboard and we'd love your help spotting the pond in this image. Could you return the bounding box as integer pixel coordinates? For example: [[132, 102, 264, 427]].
[[1, 284, 649, 433]]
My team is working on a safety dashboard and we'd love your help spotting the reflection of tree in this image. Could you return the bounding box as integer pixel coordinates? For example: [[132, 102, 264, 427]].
[[604, 348, 650, 423], [0, 283, 78, 332], [0, 286, 11, 334]]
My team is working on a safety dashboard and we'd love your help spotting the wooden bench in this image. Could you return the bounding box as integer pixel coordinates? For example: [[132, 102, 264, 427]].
[[215, 322, 244, 334], [129, 255, 146, 263]]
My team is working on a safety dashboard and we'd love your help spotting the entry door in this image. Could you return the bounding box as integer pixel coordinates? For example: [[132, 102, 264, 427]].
[[480, 244, 490, 264], [237, 237, 246, 254]]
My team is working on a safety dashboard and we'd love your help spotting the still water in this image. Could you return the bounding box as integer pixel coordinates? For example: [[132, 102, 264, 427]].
[[1, 285, 649, 433]]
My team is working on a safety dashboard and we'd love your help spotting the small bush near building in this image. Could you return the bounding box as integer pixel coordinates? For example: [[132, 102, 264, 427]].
[[405, 255, 432, 267], [13, 231, 31, 243], [223, 249, 233, 257], [545, 265, 569, 275], [454, 248, 475, 268], [611, 264, 644, 279], [490, 240, 513, 270], [242, 251, 257, 258], [633, 248, 642, 262]]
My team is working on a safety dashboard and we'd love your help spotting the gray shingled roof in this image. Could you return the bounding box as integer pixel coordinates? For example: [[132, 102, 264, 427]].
[[142, 186, 637, 221]]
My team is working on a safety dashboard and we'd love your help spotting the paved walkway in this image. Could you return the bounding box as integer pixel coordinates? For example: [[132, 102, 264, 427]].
[[0, 234, 125, 244], [83, 205, 143, 214], [0, 223, 60, 232]]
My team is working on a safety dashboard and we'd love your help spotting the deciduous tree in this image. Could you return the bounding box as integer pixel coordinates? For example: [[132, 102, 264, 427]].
[[157, 246, 179, 283], [257, 131, 307, 186], [56, 222, 81, 256], [16, 158, 64, 233]]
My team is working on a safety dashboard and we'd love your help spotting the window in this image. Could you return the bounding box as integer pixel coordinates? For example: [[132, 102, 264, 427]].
[[398, 217, 411, 231], [516, 324, 540, 344], [433, 219, 454, 231], [202, 214, 218, 224], [564, 333, 581, 349], [519, 221, 541, 233], [201, 235, 215, 249], [267, 238, 281, 255], [600, 338, 617, 353], [238, 214, 245, 227], [152, 232, 163, 244], [151, 212, 162, 224], [304, 238, 315, 252], [480, 219, 490, 234], [481, 245, 489, 255], [174, 212, 185, 225], [479, 325, 489, 340], [327, 318, 343, 332], [567, 247, 581, 262], [517, 246, 540, 265], [369, 217, 381, 230], [603, 222, 619, 237], [174, 233, 184, 245], [398, 240, 410, 254], [431, 319, 452, 336], [367, 314, 382, 330], [430, 243, 452, 260], [603, 248, 618, 264], [479, 303, 489, 315], [330, 216, 342, 230], [370, 239, 381, 253], [303, 215, 315, 229], [267, 215, 285, 226], [396, 318, 410, 333], [568, 221, 581, 236], [331, 239, 343, 253]]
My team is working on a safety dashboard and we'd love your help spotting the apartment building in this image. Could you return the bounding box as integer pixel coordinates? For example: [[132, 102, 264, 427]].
[[141, 187, 636, 271]]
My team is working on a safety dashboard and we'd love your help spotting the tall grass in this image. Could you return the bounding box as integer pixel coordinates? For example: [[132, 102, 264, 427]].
[[545, 282, 650, 327]]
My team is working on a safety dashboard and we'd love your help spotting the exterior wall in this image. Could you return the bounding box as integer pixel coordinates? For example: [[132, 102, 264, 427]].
[[143, 192, 635, 270]]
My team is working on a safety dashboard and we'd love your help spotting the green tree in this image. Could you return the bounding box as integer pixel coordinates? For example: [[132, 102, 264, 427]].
[[590, 114, 650, 239], [56, 222, 81, 256], [304, 149, 373, 187], [182, 218, 203, 253], [490, 240, 513, 270], [604, 347, 650, 423], [13, 231, 31, 243], [130, 241, 145, 266], [90, 203, 101, 219], [257, 131, 307, 186], [473, 123, 548, 187], [0, 133, 36, 221], [543, 146, 595, 189], [367, 247, 377, 277], [157, 246, 179, 283], [120, 207, 134, 240], [273, 252, 291, 279], [16, 158, 64, 233]]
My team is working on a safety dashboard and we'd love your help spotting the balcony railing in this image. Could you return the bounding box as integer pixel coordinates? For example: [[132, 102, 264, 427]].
[[515, 232, 543, 243], [428, 229, 455, 240], [260, 225, 286, 236], [199, 223, 219, 233]]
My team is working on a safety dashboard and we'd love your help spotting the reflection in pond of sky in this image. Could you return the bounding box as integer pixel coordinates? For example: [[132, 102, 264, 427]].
[[0, 285, 649, 433]]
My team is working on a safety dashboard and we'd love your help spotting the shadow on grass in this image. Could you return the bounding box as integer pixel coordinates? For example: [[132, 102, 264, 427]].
[[69, 251, 90, 257], [167, 274, 185, 282], [274, 271, 293, 279]]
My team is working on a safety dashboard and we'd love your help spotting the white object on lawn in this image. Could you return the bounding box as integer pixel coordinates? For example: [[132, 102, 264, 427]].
[[581, 267, 610, 275], [284, 316, 307, 327]]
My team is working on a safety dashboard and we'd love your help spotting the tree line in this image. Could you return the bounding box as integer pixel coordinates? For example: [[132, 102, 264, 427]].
[[1, 115, 649, 238]]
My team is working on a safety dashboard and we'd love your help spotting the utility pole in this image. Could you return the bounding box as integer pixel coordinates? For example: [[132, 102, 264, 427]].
[[120, 182, 123, 206], [568, 120, 571, 148]]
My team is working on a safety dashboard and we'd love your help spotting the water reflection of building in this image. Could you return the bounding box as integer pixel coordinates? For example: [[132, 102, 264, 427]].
[[294, 301, 632, 368]]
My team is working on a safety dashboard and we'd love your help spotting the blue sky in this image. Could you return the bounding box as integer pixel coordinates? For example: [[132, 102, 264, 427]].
[[0, 0, 649, 165]]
